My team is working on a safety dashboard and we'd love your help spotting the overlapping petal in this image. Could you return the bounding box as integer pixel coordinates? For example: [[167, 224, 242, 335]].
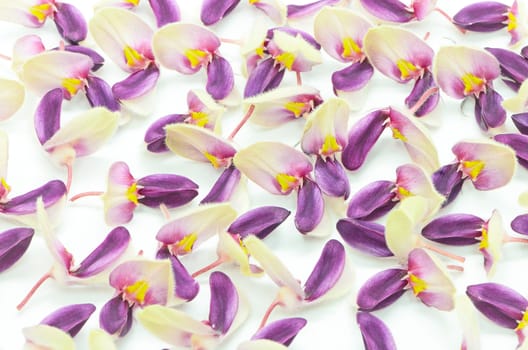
[[0, 79, 25, 120]]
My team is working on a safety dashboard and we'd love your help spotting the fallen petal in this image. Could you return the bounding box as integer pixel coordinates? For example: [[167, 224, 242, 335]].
[[346, 180, 396, 220], [0, 78, 25, 120], [336, 218, 393, 257], [112, 64, 160, 100], [357, 311, 397, 350], [512, 214, 528, 235], [206, 55, 234, 100], [136, 174, 199, 208], [200, 0, 241, 25], [169, 255, 199, 302], [23, 325, 75, 350], [53, 2, 87, 43], [453, 2, 509, 32], [244, 57, 285, 98], [295, 178, 324, 234], [432, 163, 465, 206], [34, 88, 62, 145], [421, 214, 485, 245], [1, 180, 67, 215], [332, 61, 374, 94], [494, 133, 528, 169], [209, 271, 238, 334], [474, 88, 506, 130], [0, 227, 34, 273], [357, 268, 408, 311], [85, 76, 120, 112], [201, 165, 241, 204], [512, 113, 528, 135], [251, 317, 307, 345], [405, 70, 439, 116], [99, 295, 133, 336], [314, 157, 350, 198], [227, 205, 290, 239], [40, 303, 96, 337], [148, 0, 180, 27], [144, 114, 188, 153]]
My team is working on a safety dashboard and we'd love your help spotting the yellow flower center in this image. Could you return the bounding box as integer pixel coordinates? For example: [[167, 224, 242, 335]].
[[461, 73, 486, 95], [249, 0, 259, 4], [507, 11, 517, 31], [284, 101, 307, 118], [124, 280, 149, 305], [177, 233, 198, 253], [276, 173, 299, 193], [391, 127, 408, 142], [462, 160, 485, 181], [255, 45, 266, 58], [62, 78, 84, 97], [125, 0, 140, 6], [320, 135, 341, 156], [189, 111, 209, 127], [185, 49, 209, 69], [516, 308, 528, 331], [409, 273, 428, 295], [396, 185, 412, 199], [204, 151, 222, 168], [29, 3, 53, 23], [275, 52, 296, 70], [396, 59, 419, 80], [123, 45, 148, 69], [126, 182, 139, 205], [341, 37, 362, 59]]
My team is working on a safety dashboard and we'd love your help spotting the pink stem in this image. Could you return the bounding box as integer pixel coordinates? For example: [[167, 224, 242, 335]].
[[423, 32, 431, 41], [259, 299, 282, 330], [434, 8, 466, 33], [69, 191, 104, 201], [220, 38, 243, 46], [65, 162, 73, 193], [409, 86, 439, 114], [228, 104, 255, 140], [446, 264, 464, 272], [59, 40, 65, 51], [17, 270, 53, 310], [504, 235, 528, 244], [191, 257, 226, 278], [159, 203, 171, 220], [296, 71, 302, 86], [0, 53, 11, 61], [421, 241, 466, 263]]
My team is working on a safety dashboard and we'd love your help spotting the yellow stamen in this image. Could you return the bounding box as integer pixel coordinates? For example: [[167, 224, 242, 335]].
[[189, 111, 209, 127], [396, 59, 419, 80], [516, 308, 528, 331], [341, 37, 362, 59], [204, 151, 221, 168], [396, 186, 412, 198], [276, 173, 299, 193], [461, 73, 486, 95], [185, 49, 209, 69], [1, 178, 11, 193], [462, 160, 485, 180], [249, 0, 260, 4], [29, 4, 52, 23], [479, 227, 488, 250], [409, 273, 427, 295], [126, 182, 139, 205], [391, 127, 408, 142], [177, 233, 197, 253], [125, 0, 140, 6], [255, 45, 265, 58], [124, 280, 149, 305], [275, 52, 296, 70], [62, 78, 83, 97], [284, 101, 306, 118], [507, 11, 517, 31], [320, 135, 341, 155], [123, 45, 146, 68]]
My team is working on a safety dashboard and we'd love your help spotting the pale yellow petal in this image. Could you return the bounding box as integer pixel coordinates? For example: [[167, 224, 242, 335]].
[[23, 325, 75, 350], [0, 79, 24, 120]]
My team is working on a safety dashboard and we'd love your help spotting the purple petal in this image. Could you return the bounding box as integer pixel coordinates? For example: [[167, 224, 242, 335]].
[[206, 55, 234, 100], [287, 0, 340, 19], [359, 0, 415, 22], [71, 226, 131, 278], [148, 0, 181, 27], [112, 64, 160, 100], [405, 70, 439, 117], [53, 3, 87, 43], [511, 214, 528, 235], [453, 2, 509, 32], [474, 89, 506, 131], [34, 88, 62, 145], [40, 303, 96, 337], [169, 255, 199, 301], [0, 227, 34, 273], [201, 0, 241, 25], [304, 239, 345, 301], [522, 45, 528, 60], [346, 180, 397, 220], [432, 163, 465, 207], [486, 47, 528, 88], [342, 110, 389, 171], [295, 178, 324, 234], [200, 165, 241, 204], [512, 113, 528, 135], [251, 317, 307, 346], [314, 157, 350, 198], [244, 57, 285, 98], [502, 79, 521, 91], [357, 312, 397, 350], [1, 180, 67, 215], [63, 45, 104, 71], [99, 296, 133, 337], [332, 60, 374, 93], [336, 218, 393, 257], [85, 76, 120, 112], [494, 133, 528, 169], [421, 214, 485, 245], [144, 114, 188, 153], [466, 283, 528, 329], [357, 268, 408, 311], [227, 205, 290, 240], [209, 271, 238, 334], [136, 174, 199, 208]]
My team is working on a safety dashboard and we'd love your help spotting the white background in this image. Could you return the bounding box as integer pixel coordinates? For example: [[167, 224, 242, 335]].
[[1, 0, 528, 349]]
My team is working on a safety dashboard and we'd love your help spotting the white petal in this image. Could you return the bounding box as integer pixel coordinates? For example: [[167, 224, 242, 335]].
[[0, 79, 25, 120], [23, 325, 75, 350], [89, 329, 117, 350]]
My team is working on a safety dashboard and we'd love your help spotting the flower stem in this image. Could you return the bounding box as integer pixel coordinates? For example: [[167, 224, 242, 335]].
[[69, 191, 104, 201], [159, 203, 171, 220], [17, 270, 53, 310], [446, 264, 464, 272], [191, 257, 226, 278], [421, 241, 466, 263], [296, 71, 302, 86], [0, 53, 11, 61], [434, 8, 466, 33], [259, 298, 282, 329], [228, 104, 255, 140], [504, 235, 528, 244], [65, 162, 73, 193], [220, 38, 243, 46], [409, 86, 439, 114]]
